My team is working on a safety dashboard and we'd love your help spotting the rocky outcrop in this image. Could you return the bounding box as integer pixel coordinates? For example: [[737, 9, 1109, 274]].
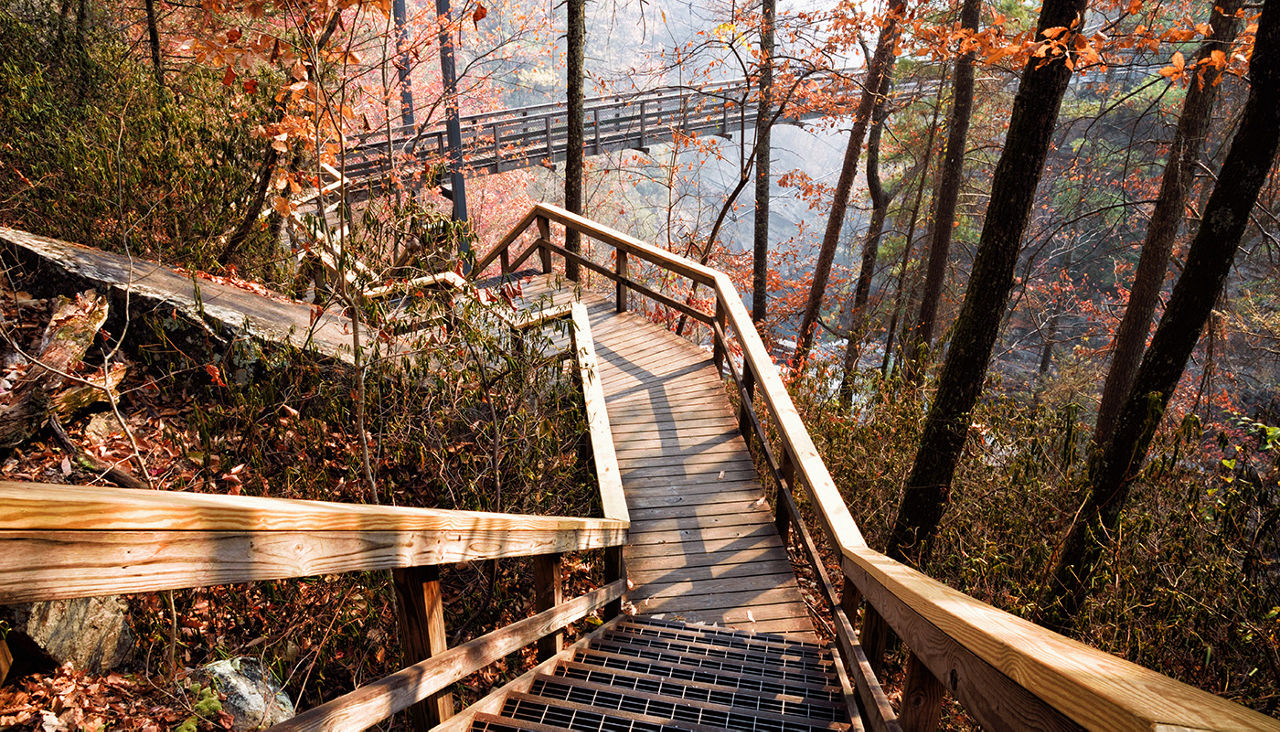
[[199, 657, 295, 730], [1, 596, 133, 674]]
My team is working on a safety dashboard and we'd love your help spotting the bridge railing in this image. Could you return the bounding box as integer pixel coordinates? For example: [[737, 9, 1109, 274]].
[[477, 203, 1280, 732], [0, 300, 628, 732]]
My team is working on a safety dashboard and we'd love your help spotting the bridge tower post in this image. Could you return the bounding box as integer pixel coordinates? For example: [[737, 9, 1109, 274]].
[[392, 0, 415, 130], [435, 0, 471, 248]]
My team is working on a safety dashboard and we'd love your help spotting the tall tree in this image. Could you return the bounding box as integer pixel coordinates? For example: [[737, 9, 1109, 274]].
[[791, 0, 906, 369], [144, 0, 164, 98], [886, 0, 1090, 563], [564, 0, 585, 280], [752, 0, 776, 325], [837, 67, 895, 407], [1048, 0, 1280, 622], [1091, 0, 1244, 444], [909, 0, 980, 361]]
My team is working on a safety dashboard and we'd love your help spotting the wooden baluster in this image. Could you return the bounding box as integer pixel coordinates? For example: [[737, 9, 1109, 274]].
[[775, 451, 795, 544], [738, 360, 754, 440], [639, 100, 647, 148], [712, 301, 726, 374], [392, 565, 454, 728], [533, 554, 564, 661], [862, 604, 891, 676], [615, 250, 628, 313], [536, 216, 553, 274], [593, 108, 601, 154], [900, 650, 946, 732], [603, 545, 624, 620]]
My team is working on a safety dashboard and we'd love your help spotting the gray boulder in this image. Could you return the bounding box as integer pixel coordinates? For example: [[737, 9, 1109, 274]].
[[1, 596, 133, 673], [200, 657, 295, 730]]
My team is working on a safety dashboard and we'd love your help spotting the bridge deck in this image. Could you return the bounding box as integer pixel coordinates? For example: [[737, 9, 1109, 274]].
[[510, 274, 816, 641]]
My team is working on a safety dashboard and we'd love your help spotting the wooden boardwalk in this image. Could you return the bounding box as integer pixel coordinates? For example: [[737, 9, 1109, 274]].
[[512, 274, 816, 641]]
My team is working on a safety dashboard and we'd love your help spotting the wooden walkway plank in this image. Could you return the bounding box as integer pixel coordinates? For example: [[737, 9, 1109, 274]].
[[508, 276, 815, 640]]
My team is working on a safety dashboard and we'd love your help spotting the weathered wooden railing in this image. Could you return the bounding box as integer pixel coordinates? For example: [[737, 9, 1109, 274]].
[[339, 71, 870, 198], [0, 298, 628, 732], [476, 203, 1280, 731]]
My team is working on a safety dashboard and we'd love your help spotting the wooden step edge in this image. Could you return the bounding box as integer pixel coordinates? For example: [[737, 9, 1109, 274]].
[[618, 617, 831, 658], [500, 689, 727, 732], [434, 616, 625, 732], [584, 639, 839, 691], [529, 672, 850, 731], [554, 658, 845, 711], [600, 627, 836, 672], [570, 646, 845, 700]]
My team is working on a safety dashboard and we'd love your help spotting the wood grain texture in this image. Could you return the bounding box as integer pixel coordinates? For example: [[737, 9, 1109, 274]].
[[570, 302, 628, 522], [845, 547, 1280, 730], [0, 481, 625, 534], [393, 565, 454, 727], [272, 579, 626, 732], [0, 527, 626, 603]]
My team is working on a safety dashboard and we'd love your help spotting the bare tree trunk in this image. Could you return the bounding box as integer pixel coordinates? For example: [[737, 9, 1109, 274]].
[[910, 0, 980, 358], [144, 0, 164, 98], [837, 71, 893, 407], [564, 0, 585, 280], [1047, 0, 1280, 623], [751, 0, 775, 325], [1091, 0, 1243, 445], [886, 0, 1089, 564], [792, 0, 905, 369]]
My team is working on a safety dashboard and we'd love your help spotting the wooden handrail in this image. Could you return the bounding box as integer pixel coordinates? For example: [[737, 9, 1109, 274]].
[[0, 481, 626, 603], [478, 205, 1280, 731], [569, 302, 627, 523], [272, 578, 626, 731]]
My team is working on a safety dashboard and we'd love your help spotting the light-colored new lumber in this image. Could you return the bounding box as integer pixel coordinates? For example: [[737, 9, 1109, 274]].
[[0, 481, 625, 534], [570, 302, 628, 523], [271, 579, 625, 732]]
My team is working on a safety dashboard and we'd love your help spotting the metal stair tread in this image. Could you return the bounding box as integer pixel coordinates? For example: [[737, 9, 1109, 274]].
[[527, 673, 850, 732], [553, 658, 844, 710], [547, 663, 848, 723]]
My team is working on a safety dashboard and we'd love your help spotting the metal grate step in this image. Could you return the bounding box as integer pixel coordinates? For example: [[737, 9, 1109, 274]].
[[589, 637, 836, 688], [470, 616, 857, 732], [554, 660, 846, 722], [570, 647, 843, 703], [527, 675, 847, 732], [623, 617, 828, 657], [605, 625, 834, 670]]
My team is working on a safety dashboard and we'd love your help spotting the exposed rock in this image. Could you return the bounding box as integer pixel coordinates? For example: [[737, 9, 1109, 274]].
[[199, 657, 295, 730], [1, 596, 133, 674]]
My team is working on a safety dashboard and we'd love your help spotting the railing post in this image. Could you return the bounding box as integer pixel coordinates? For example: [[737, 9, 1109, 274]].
[[639, 100, 647, 148], [712, 301, 725, 375], [615, 250, 628, 313], [739, 361, 755, 436], [593, 108, 601, 154], [545, 115, 553, 160], [533, 553, 564, 661], [862, 604, 890, 676], [535, 215, 553, 275], [900, 650, 946, 732], [775, 451, 795, 544], [392, 565, 454, 728], [603, 545, 624, 620]]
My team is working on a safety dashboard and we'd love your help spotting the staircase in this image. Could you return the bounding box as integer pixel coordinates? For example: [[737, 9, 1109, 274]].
[[471, 616, 855, 732]]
